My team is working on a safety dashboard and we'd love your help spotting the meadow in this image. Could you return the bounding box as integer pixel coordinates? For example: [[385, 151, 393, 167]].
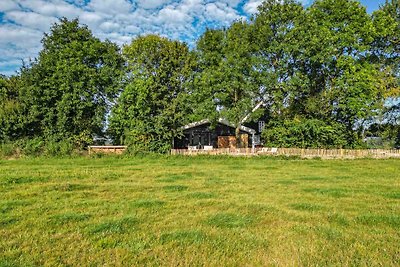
[[0, 156, 399, 266]]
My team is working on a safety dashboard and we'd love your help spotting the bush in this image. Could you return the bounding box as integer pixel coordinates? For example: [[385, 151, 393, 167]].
[[0, 142, 17, 158], [123, 129, 171, 155], [21, 137, 44, 156], [43, 139, 74, 157], [1, 138, 77, 158], [262, 118, 349, 148]]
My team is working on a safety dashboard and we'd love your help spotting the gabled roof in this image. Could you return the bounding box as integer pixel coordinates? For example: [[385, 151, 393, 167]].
[[181, 118, 256, 134]]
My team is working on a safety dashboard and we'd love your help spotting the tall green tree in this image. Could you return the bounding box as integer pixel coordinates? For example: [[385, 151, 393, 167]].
[[372, 0, 400, 145], [285, 0, 387, 146], [108, 35, 196, 153], [195, 21, 262, 147], [18, 18, 124, 145], [250, 0, 305, 118]]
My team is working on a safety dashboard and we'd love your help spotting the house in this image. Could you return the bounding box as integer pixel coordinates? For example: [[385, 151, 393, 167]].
[[173, 118, 256, 149], [243, 119, 266, 147]]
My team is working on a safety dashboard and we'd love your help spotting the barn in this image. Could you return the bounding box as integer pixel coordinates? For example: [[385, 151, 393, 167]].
[[173, 119, 256, 149]]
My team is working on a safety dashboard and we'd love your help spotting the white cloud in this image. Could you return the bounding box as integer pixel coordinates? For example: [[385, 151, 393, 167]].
[[219, 0, 242, 8], [0, 0, 264, 75], [99, 21, 121, 32], [137, 0, 172, 9], [88, 0, 134, 15], [0, 25, 42, 47], [0, 0, 20, 12], [17, 0, 82, 18], [158, 5, 192, 24], [243, 0, 263, 14], [5, 11, 58, 31], [243, 0, 313, 15], [205, 2, 242, 23]]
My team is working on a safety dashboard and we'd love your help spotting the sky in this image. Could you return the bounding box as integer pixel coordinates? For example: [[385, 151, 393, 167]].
[[0, 0, 387, 76]]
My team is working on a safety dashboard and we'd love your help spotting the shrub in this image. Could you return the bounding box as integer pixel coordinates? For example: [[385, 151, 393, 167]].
[[43, 139, 74, 157], [0, 142, 16, 158], [262, 118, 349, 148], [21, 137, 44, 156]]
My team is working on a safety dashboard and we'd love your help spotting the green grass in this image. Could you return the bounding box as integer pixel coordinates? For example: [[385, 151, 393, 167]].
[[0, 156, 399, 266]]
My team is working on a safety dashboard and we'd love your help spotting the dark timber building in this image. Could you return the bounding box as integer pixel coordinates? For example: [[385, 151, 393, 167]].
[[173, 119, 256, 149]]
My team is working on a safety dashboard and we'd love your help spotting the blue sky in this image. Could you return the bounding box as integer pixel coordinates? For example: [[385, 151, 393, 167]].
[[0, 0, 387, 76]]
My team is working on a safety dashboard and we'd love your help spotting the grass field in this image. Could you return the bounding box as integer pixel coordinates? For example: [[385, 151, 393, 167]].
[[0, 156, 399, 266]]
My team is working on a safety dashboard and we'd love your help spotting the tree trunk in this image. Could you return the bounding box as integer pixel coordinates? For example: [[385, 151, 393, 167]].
[[235, 125, 242, 148]]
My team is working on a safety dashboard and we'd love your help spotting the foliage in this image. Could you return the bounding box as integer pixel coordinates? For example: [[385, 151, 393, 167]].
[[250, 0, 305, 118], [293, 0, 387, 138], [0, 75, 26, 141], [108, 35, 196, 153], [195, 22, 262, 147], [16, 18, 124, 143], [262, 118, 348, 148], [2, 0, 400, 151]]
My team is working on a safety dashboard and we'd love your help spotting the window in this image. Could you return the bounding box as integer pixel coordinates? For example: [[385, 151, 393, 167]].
[[258, 121, 265, 133]]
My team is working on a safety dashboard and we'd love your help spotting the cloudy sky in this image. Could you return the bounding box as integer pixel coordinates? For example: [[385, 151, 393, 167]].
[[0, 0, 386, 76]]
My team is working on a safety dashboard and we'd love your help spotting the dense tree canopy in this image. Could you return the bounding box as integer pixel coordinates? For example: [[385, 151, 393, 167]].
[[195, 22, 262, 147], [108, 35, 196, 153], [5, 18, 124, 147], [1, 0, 400, 154]]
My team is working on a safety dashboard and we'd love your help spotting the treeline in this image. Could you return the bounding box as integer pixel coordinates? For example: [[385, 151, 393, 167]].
[[1, 0, 399, 156]]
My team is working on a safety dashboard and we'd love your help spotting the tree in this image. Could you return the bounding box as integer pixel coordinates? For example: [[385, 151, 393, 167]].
[[250, 0, 305, 119], [195, 21, 262, 147], [108, 35, 196, 153], [281, 0, 388, 147], [372, 0, 400, 145], [18, 18, 124, 146]]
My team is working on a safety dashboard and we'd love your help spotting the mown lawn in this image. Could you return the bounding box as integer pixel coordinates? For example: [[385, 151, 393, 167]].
[[0, 156, 399, 266]]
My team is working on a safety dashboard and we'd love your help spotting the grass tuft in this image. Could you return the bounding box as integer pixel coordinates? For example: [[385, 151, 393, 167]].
[[160, 230, 206, 244], [49, 213, 91, 225], [385, 192, 400, 199], [303, 188, 348, 198], [2, 176, 48, 185], [186, 192, 215, 199], [356, 214, 400, 228], [0, 217, 18, 226], [130, 199, 165, 208], [157, 173, 193, 183], [327, 213, 349, 226], [163, 185, 189, 192], [290, 203, 323, 211], [206, 213, 254, 228], [51, 183, 93, 191], [87, 216, 139, 235]]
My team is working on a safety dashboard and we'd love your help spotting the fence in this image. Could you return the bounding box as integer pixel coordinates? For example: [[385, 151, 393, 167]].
[[170, 147, 400, 159]]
